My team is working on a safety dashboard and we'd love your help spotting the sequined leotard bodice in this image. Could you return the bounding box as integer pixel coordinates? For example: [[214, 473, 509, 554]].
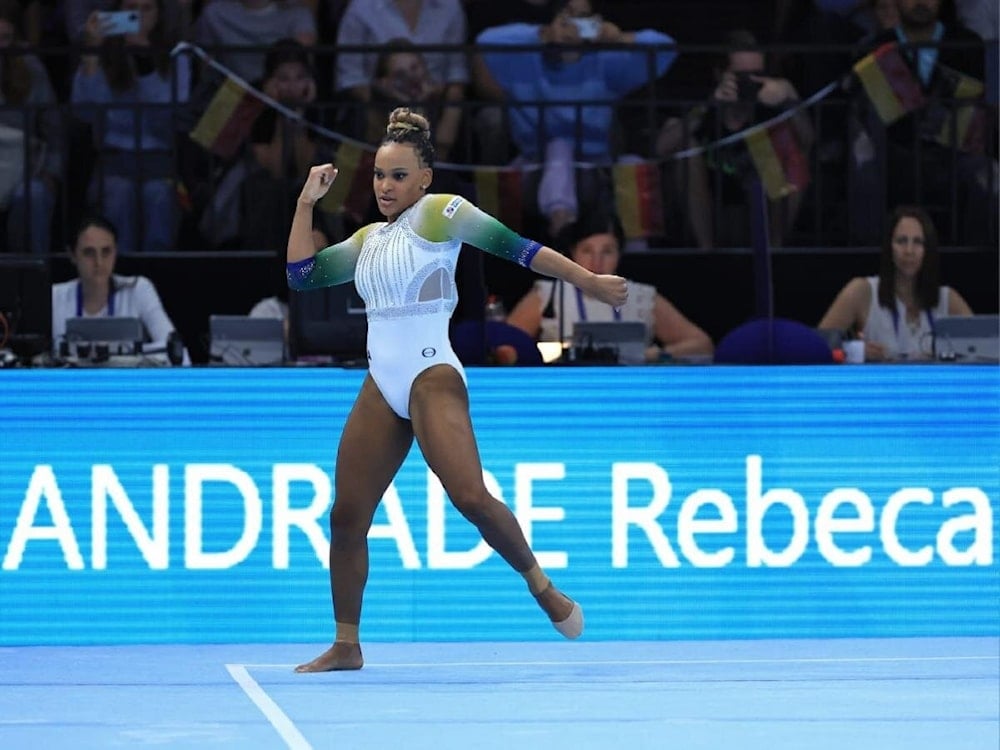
[[287, 194, 541, 417]]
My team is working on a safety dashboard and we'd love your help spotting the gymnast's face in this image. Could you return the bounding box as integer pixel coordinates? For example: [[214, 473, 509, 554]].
[[373, 142, 431, 222], [71, 225, 117, 286]]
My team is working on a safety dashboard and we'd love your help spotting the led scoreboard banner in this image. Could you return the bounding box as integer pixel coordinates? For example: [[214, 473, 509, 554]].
[[1, 366, 997, 645]]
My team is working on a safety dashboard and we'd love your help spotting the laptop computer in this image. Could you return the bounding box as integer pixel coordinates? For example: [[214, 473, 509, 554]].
[[209, 315, 285, 366], [572, 321, 647, 365], [65, 317, 144, 346], [934, 315, 999, 362]]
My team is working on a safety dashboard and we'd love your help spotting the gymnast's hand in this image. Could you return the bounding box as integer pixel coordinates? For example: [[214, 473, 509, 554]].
[[585, 273, 629, 309], [299, 164, 338, 206]]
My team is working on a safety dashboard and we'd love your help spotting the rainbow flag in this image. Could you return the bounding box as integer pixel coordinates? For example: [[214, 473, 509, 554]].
[[612, 161, 664, 239], [317, 141, 375, 222], [189, 77, 264, 160], [745, 120, 811, 200], [853, 42, 926, 124], [474, 168, 523, 232]]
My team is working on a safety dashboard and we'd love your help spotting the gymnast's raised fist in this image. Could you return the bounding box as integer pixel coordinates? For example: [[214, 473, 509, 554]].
[[299, 164, 338, 206]]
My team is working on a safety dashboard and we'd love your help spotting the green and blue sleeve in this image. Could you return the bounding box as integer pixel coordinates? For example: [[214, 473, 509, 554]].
[[411, 194, 543, 268], [285, 225, 374, 290]]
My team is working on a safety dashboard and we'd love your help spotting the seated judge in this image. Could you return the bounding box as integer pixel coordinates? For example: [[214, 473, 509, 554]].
[[506, 212, 715, 362], [818, 205, 973, 362], [52, 213, 189, 364]]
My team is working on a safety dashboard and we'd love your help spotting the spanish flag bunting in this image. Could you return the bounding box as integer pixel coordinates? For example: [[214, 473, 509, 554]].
[[613, 161, 664, 239], [475, 168, 523, 232], [745, 119, 810, 200], [853, 42, 926, 124], [189, 76, 265, 160], [317, 140, 375, 222]]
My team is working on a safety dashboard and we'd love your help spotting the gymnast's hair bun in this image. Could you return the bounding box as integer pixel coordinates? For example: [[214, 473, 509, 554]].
[[386, 107, 430, 139]]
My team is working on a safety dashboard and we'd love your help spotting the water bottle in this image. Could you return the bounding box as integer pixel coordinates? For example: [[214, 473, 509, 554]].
[[485, 294, 506, 322]]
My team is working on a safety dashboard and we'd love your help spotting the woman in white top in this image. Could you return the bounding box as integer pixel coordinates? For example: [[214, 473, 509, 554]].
[[506, 213, 715, 362], [51, 214, 187, 363], [819, 205, 973, 361]]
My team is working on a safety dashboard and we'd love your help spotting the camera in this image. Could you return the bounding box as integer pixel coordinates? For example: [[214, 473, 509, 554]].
[[735, 72, 764, 102], [96, 10, 141, 36], [570, 16, 601, 40]]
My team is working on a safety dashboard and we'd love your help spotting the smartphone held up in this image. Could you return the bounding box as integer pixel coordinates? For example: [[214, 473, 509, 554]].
[[96, 10, 141, 36]]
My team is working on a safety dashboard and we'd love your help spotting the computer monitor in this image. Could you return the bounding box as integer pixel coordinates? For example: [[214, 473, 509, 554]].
[[209, 315, 285, 366], [0, 256, 51, 359], [934, 315, 999, 362], [288, 283, 368, 364], [572, 321, 647, 365]]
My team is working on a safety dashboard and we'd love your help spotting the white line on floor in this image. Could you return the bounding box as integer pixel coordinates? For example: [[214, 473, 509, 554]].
[[225, 663, 311, 750]]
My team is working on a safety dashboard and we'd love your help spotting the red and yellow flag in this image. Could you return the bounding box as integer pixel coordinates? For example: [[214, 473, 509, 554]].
[[745, 120, 811, 200], [853, 42, 926, 124], [475, 168, 523, 232], [317, 141, 376, 222], [613, 161, 664, 239], [189, 77, 264, 159]]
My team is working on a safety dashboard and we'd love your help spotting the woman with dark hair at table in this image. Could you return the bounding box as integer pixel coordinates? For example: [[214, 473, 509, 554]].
[[818, 205, 973, 361]]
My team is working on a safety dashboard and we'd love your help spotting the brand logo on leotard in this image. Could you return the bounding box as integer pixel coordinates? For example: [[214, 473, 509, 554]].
[[442, 196, 464, 219], [422, 347, 436, 358]]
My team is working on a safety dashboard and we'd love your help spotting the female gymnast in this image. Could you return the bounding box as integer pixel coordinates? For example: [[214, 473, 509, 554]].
[[288, 107, 628, 672]]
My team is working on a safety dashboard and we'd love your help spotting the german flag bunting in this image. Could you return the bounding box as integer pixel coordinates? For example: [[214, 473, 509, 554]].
[[189, 77, 264, 160], [745, 120, 811, 200], [932, 68, 988, 153], [317, 141, 375, 222], [613, 161, 664, 239], [853, 42, 926, 124]]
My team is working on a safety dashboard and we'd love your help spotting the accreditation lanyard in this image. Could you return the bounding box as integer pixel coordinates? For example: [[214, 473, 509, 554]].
[[76, 281, 115, 317], [575, 287, 621, 321]]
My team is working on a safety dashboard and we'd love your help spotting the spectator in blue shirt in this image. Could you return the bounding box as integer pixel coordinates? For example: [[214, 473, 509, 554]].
[[475, 0, 677, 240]]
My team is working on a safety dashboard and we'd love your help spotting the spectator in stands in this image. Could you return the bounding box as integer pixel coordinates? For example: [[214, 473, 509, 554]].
[[866, 0, 901, 33], [72, 0, 191, 252], [66, 0, 194, 43], [462, 0, 551, 165], [240, 38, 338, 250], [852, 0, 993, 245], [334, 0, 469, 162], [656, 29, 813, 248], [506, 211, 714, 362], [52, 213, 190, 363], [0, 0, 63, 255], [475, 0, 677, 242], [192, 0, 317, 84], [818, 204, 972, 361], [364, 40, 446, 146]]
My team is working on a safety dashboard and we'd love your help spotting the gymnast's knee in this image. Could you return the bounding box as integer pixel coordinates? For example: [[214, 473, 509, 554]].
[[329, 501, 370, 540], [447, 486, 495, 521]]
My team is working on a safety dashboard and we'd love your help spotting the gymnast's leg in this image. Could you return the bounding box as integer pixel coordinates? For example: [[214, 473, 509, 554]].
[[408, 365, 582, 638], [296, 375, 415, 672]]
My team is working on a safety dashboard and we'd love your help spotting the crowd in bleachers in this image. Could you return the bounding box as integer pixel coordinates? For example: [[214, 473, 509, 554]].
[[0, 0, 995, 257]]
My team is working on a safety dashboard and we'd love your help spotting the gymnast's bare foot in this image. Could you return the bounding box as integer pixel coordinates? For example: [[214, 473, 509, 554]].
[[534, 582, 584, 639], [294, 642, 363, 672]]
